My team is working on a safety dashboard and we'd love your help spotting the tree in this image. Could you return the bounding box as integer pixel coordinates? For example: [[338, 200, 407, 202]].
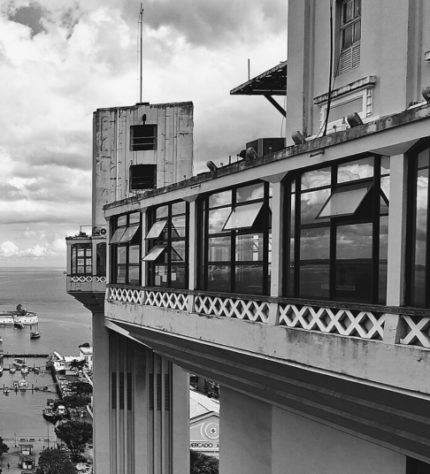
[[37, 447, 75, 474], [61, 394, 91, 408], [0, 437, 8, 456], [69, 358, 86, 371], [71, 380, 93, 394], [55, 421, 92, 454], [190, 450, 219, 474]]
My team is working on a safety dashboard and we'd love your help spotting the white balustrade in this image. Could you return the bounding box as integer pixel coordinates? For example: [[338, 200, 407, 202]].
[[70, 276, 93, 283], [194, 295, 270, 323], [108, 287, 145, 305], [278, 304, 385, 340], [399, 315, 430, 348], [144, 291, 188, 311]]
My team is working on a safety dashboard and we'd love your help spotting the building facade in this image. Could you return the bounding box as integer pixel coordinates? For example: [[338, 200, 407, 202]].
[[68, 1, 430, 473]]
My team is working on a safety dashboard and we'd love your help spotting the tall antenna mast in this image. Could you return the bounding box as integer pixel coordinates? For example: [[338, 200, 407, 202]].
[[138, 3, 144, 102]]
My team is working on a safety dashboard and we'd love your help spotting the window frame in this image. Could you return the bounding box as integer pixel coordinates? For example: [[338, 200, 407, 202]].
[[337, 0, 361, 75], [129, 164, 157, 191], [285, 154, 390, 304], [71, 243, 92, 276], [199, 181, 272, 296], [145, 201, 189, 289], [130, 124, 158, 151], [110, 212, 142, 286]]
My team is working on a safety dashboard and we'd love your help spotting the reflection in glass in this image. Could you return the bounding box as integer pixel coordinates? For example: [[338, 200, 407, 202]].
[[336, 223, 372, 259], [129, 212, 140, 224], [378, 216, 388, 303], [119, 224, 140, 243], [300, 227, 330, 260], [337, 157, 373, 183], [116, 266, 126, 284], [223, 202, 263, 230], [412, 166, 428, 305], [208, 236, 231, 262], [318, 185, 370, 219], [381, 156, 390, 176], [236, 234, 263, 262], [143, 245, 166, 261], [171, 241, 185, 262], [129, 245, 140, 264], [301, 167, 331, 190], [155, 206, 168, 219], [171, 201, 186, 215], [235, 265, 263, 294], [171, 216, 186, 238], [209, 191, 231, 208], [236, 183, 264, 203], [117, 215, 127, 226], [117, 247, 127, 264], [299, 265, 329, 298], [207, 265, 231, 291], [146, 220, 167, 239], [335, 260, 373, 301], [153, 265, 168, 286], [301, 189, 330, 224], [129, 266, 140, 286], [111, 227, 126, 244], [208, 208, 231, 233], [170, 265, 186, 288]]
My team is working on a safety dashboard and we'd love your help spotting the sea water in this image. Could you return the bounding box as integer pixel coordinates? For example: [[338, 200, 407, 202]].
[[0, 267, 91, 441]]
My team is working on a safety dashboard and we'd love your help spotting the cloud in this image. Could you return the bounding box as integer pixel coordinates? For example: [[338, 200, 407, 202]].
[[8, 2, 47, 37]]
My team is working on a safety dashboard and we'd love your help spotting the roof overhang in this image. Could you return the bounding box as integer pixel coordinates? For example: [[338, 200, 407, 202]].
[[230, 60, 287, 117]]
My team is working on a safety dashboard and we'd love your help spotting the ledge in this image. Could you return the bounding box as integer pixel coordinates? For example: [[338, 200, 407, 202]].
[[313, 75, 377, 105]]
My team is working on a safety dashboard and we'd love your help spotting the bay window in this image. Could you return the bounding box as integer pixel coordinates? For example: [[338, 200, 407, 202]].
[[287, 156, 390, 303]]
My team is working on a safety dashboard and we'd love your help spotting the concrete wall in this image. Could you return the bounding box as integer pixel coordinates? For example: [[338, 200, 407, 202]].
[[220, 388, 405, 474], [271, 406, 405, 474], [287, 0, 430, 142], [92, 102, 193, 229]]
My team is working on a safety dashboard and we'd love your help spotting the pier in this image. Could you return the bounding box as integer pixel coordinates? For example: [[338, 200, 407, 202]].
[[2, 353, 49, 358]]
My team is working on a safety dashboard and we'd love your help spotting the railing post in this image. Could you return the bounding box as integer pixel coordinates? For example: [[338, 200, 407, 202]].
[[383, 154, 408, 344]]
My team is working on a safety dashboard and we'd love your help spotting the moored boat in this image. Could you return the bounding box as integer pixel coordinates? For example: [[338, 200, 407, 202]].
[[13, 358, 25, 368], [21, 365, 29, 375], [18, 379, 28, 391], [9, 365, 16, 374], [30, 331, 40, 339]]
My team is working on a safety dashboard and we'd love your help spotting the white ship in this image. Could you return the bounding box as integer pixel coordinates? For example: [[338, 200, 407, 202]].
[[0, 304, 38, 326]]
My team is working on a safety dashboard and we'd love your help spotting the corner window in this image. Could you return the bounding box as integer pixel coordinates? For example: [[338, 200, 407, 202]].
[[200, 182, 272, 295], [130, 164, 157, 191], [145, 201, 188, 289], [407, 146, 430, 307], [337, 0, 361, 75], [110, 212, 141, 286], [130, 124, 157, 151], [287, 156, 389, 303], [96, 243, 106, 277], [71, 243, 92, 276]]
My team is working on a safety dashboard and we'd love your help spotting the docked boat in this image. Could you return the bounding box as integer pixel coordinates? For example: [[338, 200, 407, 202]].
[[0, 366, 3, 376], [19, 379, 28, 391], [0, 304, 38, 326], [30, 323, 40, 339], [42, 407, 57, 423], [3, 388, 9, 395], [21, 365, 29, 375], [13, 358, 25, 368], [9, 365, 16, 374], [14, 320, 24, 329]]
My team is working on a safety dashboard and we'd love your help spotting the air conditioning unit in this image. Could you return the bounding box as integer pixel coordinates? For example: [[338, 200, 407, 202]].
[[92, 226, 107, 236]]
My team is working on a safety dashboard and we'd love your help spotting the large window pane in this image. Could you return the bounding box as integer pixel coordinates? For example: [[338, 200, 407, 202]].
[[170, 264, 186, 288], [236, 183, 264, 203], [209, 191, 231, 208], [235, 265, 264, 294], [129, 245, 140, 264], [208, 208, 231, 233], [300, 227, 330, 260], [337, 157, 374, 183], [129, 266, 140, 286], [171, 241, 185, 262], [301, 189, 330, 224], [223, 202, 263, 231], [301, 167, 331, 190], [236, 234, 264, 262], [146, 220, 167, 239], [336, 223, 372, 259], [379, 216, 388, 304], [116, 266, 126, 284], [171, 216, 186, 238], [208, 236, 231, 262], [171, 201, 186, 215], [207, 264, 231, 292], [153, 265, 168, 286], [117, 247, 127, 264], [299, 265, 329, 298]]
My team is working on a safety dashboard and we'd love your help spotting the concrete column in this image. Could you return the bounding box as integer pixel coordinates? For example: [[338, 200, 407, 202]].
[[384, 154, 408, 344], [186, 197, 198, 313], [264, 175, 286, 325], [141, 207, 148, 287], [92, 312, 111, 474], [133, 345, 149, 474], [171, 363, 190, 474], [220, 388, 272, 474]]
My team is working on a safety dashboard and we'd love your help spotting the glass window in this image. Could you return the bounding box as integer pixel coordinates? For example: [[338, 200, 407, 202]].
[[223, 202, 263, 231], [143, 245, 167, 261], [111, 227, 126, 244], [288, 155, 389, 304], [146, 201, 188, 288], [317, 184, 370, 219], [119, 224, 140, 243], [201, 182, 271, 295], [71, 243, 92, 276]]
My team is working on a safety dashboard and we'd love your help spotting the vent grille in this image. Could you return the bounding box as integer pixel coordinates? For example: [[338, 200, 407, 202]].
[[338, 43, 360, 75]]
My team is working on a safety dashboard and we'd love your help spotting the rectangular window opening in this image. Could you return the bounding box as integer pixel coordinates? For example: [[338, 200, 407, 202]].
[[146, 220, 168, 239], [130, 125, 157, 151], [142, 245, 167, 261], [130, 164, 157, 190], [223, 201, 264, 231], [317, 184, 371, 219]]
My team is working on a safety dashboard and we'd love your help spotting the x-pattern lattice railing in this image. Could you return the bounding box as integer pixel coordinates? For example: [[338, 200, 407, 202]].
[[108, 287, 144, 304], [144, 291, 188, 311], [70, 276, 93, 283], [194, 295, 270, 323], [400, 315, 430, 348], [278, 304, 385, 340]]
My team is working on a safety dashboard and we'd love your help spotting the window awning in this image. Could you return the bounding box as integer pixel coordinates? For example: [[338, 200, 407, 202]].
[[146, 220, 168, 239], [223, 202, 264, 231], [110, 227, 126, 244], [118, 224, 140, 243], [142, 245, 166, 261], [317, 184, 371, 219]]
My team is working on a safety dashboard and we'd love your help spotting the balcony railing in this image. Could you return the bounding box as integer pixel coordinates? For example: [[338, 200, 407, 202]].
[[106, 285, 430, 349]]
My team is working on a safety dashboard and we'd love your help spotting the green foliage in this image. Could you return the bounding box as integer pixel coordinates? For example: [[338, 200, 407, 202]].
[[69, 358, 86, 370], [0, 436, 8, 456], [61, 394, 91, 408], [37, 447, 75, 474], [71, 380, 93, 394], [55, 421, 93, 453], [190, 450, 219, 474]]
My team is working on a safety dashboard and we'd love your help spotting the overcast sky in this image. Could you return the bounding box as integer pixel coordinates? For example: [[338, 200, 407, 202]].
[[0, 0, 287, 268]]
